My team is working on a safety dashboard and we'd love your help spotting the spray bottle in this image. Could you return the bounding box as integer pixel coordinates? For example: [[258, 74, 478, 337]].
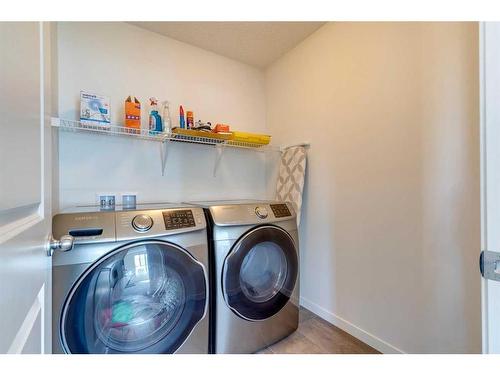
[[179, 105, 186, 129], [162, 101, 172, 134], [149, 97, 163, 135]]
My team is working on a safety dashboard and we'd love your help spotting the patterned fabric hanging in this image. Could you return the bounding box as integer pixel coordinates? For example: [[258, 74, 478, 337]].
[[275, 146, 307, 225]]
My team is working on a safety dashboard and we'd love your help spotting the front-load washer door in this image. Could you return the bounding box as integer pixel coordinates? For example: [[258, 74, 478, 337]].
[[60, 240, 207, 354], [222, 225, 298, 321]]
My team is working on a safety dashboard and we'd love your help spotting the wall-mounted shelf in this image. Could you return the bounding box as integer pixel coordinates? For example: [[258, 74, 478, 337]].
[[51, 118, 278, 176]]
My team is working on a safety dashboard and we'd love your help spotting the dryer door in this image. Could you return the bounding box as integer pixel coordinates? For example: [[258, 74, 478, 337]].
[[223, 225, 298, 321], [60, 240, 207, 353]]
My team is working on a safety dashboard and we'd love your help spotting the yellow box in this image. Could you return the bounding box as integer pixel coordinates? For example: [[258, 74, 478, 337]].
[[230, 131, 271, 145]]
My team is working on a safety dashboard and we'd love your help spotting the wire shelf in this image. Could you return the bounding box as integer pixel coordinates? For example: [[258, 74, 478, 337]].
[[52, 118, 163, 141], [52, 118, 276, 151], [52, 117, 278, 176]]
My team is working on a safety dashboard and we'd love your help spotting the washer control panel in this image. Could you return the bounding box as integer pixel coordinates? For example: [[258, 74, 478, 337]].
[[270, 203, 292, 218], [116, 207, 205, 240], [132, 214, 154, 232], [163, 209, 196, 230], [255, 206, 269, 219]]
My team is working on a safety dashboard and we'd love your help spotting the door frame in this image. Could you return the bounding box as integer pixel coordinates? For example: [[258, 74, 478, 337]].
[[480, 21, 487, 354], [479, 21, 500, 354]]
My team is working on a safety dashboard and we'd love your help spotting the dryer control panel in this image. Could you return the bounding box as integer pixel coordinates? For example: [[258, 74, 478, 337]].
[[207, 201, 296, 227], [269, 203, 292, 218]]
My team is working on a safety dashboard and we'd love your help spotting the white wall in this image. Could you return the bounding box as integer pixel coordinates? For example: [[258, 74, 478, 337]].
[[266, 22, 481, 353], [56, 22, 269, 210]]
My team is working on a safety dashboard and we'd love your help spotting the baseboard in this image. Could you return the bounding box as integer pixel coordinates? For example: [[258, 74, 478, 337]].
[[299, 296, 405, 354]]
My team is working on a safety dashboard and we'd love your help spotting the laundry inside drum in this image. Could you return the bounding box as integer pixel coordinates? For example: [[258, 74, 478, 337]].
[[92, 245, 186, 352]]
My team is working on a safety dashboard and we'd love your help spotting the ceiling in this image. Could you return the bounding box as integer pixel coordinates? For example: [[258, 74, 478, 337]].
[[129, 22, 326, 68]]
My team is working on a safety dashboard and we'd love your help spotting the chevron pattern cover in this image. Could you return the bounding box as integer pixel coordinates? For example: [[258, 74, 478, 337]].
[[275, 146, 307, 225]]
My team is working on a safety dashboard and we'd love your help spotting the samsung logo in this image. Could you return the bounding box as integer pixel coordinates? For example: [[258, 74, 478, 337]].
[[74, 215, 98, 221]]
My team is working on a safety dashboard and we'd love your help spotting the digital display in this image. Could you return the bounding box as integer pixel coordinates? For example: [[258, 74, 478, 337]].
[[270, 204, 292, 218], [163, 210, 196, 230]]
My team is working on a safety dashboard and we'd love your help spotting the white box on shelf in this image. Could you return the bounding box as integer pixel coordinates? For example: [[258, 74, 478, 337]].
[[80, 91, 111, 128]]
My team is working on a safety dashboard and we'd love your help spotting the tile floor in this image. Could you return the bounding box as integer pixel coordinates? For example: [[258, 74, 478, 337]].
[[257, 307, 380, 354]]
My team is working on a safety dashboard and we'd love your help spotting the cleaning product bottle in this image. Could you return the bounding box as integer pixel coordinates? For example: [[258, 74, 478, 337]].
[[148, 97, 163, 135], [186, 110, 194, 129], [162, 101, 172, 134], [179, 105, 186, 129]]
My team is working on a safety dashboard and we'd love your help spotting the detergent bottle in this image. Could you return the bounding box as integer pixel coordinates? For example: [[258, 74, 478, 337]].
[[148, 97, 163, 135]]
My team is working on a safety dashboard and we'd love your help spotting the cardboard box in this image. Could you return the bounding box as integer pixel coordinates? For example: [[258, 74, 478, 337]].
[[125, 96, 141, 132], [213, 123, 230, 133]]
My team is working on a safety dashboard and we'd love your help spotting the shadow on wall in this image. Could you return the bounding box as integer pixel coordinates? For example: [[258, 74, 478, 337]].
[[419, 22, 480, 354], [298, 158, 336, 314], [58, 131, 271, 209]]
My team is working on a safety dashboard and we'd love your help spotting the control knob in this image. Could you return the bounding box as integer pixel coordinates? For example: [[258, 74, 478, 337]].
[[255, 206, 269, 219], [132, 214, 153, 232]]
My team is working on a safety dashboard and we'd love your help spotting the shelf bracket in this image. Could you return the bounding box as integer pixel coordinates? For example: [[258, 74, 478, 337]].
[[213, 143, 226, 177], [160, 138, 170, 176]]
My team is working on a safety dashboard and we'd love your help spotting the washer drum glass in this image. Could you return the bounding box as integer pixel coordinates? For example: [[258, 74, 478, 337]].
[[61, 241, 206, 354]]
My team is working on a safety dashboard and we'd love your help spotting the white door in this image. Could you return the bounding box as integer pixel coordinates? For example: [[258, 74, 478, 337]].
[[0, 22, 54, 353]]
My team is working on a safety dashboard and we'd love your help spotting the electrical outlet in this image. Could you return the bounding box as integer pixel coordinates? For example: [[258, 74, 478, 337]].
[[95, 192, 116, 210]]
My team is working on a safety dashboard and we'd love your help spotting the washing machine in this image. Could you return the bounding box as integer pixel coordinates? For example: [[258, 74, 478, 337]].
[[187, 200, 299, 354], [51, 204, 209, 354]]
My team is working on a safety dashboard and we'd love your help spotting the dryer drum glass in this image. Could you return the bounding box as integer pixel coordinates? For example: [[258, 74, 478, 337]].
[[239, 241, 288, 304]]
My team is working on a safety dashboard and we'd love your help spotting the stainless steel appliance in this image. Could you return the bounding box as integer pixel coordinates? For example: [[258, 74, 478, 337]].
[[188, 200, 299, 354], [51, 204, 209, 354]]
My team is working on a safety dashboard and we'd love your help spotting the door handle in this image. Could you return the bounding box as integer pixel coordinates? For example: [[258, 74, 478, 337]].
[[47, 234, 74, 256], [480, 250, 500, 282]]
